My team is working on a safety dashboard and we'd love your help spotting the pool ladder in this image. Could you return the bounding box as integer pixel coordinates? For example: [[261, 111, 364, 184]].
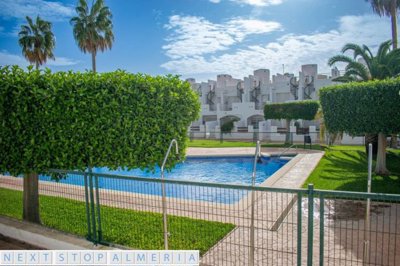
[[160, 139, 179, 250]]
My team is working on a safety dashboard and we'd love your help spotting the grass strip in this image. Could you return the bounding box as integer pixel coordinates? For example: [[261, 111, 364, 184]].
[[303, 148, 400, 193], [0, 187, 234, 254]]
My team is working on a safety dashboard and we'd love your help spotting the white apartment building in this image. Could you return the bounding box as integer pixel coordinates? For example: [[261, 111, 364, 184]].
[[187, 64, 364, 145]]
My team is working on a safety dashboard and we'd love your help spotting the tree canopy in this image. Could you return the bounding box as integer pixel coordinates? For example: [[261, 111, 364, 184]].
[[319, 78, 400, 136], [0, 66, 200, 176]]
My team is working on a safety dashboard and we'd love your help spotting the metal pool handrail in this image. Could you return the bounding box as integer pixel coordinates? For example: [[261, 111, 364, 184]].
[[249, 140, 260, 266], [160, 139, 179, 250], [277, 144, 297, 158]]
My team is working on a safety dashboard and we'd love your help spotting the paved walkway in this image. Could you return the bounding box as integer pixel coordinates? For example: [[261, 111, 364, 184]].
[[0, 234, 44, 250]]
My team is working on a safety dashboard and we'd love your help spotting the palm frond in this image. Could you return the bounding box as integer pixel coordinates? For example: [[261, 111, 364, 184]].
[[327, 55, 354, 66], [18, 15, 55, 68], [70, 0, 114, 68]]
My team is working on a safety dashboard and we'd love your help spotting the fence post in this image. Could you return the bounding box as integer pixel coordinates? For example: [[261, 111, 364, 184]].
[[161, 179, 168, 250], [83, 172, 92, 241], [220, 132, 223, 143], [319, 193, 324, 266], [297, 192, 302, 266], [88, 168, 97, 243], [363, 143, 373, 265], [307, 184, 314, 266], [94, 175, 103, 243], [249, 188, 255, 266]]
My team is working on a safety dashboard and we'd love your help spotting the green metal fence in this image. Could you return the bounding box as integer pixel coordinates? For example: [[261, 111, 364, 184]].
[[0, 171, 399, 265]]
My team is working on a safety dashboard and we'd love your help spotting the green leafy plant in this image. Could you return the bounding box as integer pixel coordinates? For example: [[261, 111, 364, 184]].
[[319, 78, 400, 175], [264, 101, 319, 144], [0, 66, 200, 223]]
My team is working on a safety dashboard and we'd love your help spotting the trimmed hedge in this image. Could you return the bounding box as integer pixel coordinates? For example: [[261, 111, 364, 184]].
[[319, 78, 400, 135], [264, 100, 319, 120], [0, 66, 200, 175]]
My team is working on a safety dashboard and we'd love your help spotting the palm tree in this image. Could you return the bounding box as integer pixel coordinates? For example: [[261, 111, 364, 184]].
[[70, 0, 114, 73], [18, 16, 55, 69], [367, 0, 400, 49], [328, 40, 400, 82], [328, 40, 400, 175], [367, 1, 400, 148]]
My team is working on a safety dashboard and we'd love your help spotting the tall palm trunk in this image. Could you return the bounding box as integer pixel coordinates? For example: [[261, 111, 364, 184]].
[[91, 52, 96, 73], [391, 0, 398, 49], [35, 62, 39, 70], [389, 0, 399, 148], [23, 172, 41, 223], [376, 133, 390, 175]]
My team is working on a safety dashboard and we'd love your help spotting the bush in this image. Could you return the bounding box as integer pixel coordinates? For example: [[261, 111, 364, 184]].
[[319, 78, 400, 135], [0, 66, 200, 175], [221, 119, 238, 134], [264, 100, 319, 120]]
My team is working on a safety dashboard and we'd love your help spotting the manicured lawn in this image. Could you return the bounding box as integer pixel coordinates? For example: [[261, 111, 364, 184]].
[[303, 147, 400, 193], [0, 187, 234, 254], [188, 139, 324, 149], [188, 139, 256, 147], [261, 143, 324, 150]]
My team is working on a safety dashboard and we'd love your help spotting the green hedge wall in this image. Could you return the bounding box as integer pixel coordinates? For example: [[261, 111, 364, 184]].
[[0, 66, 200, 175], [319, 78, 400, 135], [264, 100, 319, 120]]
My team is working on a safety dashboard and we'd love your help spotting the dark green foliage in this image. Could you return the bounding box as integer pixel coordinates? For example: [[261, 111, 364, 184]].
[[328, 40, 400, 82], [0, 66, 200, 175], [221, 118, 238, 133], [264, 100, 319, 120], [0, 187, 234, 254], [319, 78, 400, 135]]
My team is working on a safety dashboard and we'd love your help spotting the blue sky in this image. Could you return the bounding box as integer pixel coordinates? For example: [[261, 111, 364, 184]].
[[0, 0, 396, 81]]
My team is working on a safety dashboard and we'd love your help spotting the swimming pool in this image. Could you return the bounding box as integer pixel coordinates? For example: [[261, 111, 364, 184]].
[[41, 156, 289, 204]]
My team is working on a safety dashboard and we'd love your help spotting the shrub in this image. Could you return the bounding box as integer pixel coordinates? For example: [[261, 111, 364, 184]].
[[319, 79, 400, 135], [0, 66, 200, 222], [0, 66, 200, 175], [319, 78, 400, 174], [264, 100, 319, 120]]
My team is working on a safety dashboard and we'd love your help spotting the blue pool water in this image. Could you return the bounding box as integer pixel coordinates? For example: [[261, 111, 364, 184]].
[[40, 156, 289, 204]]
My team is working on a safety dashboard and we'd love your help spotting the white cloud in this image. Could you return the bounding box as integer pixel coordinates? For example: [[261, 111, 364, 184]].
[[47, 57, 80, 67], [209, 0, 221, 3], [163, 15, 282, 59], [0, 51, 28, 66], [0, 0, 74, 21], [231, 0, 284, 7], [0, 50, 80, 68], [161, 14, 393, 80]]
